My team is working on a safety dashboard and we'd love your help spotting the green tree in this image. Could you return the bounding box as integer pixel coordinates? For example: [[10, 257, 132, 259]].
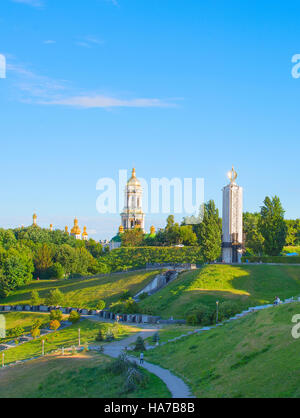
[[46, 288, 65, 306], [134, 336, 146, 352], [121, 228, 145, 247], [69, 311, 81, 324], [34, 243, 53, 278], [259, 196, 287, 256], [30, 290, 41, 306], [96, 300, 106, 310], [243, 212, 264, 255], [47, 262, 64, 280], [196, 200, 222, 262], [50, 309, 63, 322]]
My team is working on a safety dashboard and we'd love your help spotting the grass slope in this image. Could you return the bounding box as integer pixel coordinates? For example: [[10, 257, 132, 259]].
[[1, 316, 140, 365], [0, 270, 160, 308], [140, 265, 300, 318], [0, 353, 171, 398], [142, 301, 300, 398]]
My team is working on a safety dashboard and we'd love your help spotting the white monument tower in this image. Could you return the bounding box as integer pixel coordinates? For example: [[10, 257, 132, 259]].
[[222, 167, 243, 263], [121, 168, 145, 231]]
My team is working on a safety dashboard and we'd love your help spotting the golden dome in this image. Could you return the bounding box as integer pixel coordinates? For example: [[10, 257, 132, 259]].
[[82, 226, 88, 237], [32, 213, 38, 226], [127, 168, 141, 187], [65, 226, 69, 234], [150, 225, 156, 235], [50, 224, 53, 231], [71, 218, 81, 235], [119, 225, 124, 234]]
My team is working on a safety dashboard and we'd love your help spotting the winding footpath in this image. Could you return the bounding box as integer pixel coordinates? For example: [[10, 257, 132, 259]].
[[102, 328, 194, 399]]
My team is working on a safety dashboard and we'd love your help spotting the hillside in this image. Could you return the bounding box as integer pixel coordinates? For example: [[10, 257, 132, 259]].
[[139, 265, 300, 318], [0, 353, 170, 398], [0, 270, 160, 309], [142, 301, 300, 398]]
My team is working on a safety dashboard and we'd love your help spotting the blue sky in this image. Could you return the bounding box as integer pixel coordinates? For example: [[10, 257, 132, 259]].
[[0, 0, 300, 239]]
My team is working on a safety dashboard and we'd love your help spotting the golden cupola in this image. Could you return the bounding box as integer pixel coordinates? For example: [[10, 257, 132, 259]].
[[32, 213, 37, 226], [50, 224, 53, 232], [65, 226, 69, 235], [71, 218, 81, 235], [119, 225, 124, 234], [82, 226, 88, 241], [127, 168, 141, 187], [150, 225, 156, 235]]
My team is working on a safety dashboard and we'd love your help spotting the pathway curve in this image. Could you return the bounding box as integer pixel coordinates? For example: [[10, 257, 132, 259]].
[[101, 328, 194, 399]]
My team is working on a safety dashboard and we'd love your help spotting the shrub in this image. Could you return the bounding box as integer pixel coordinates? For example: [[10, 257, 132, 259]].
[[134, 336, 146, 352], [31, 327, 41, 339], [46, 288, 64, 306], [242, 255, 300, 264], [8, 326, 24, 338], [138, 292, 149, 301], [69, 311, 80, 324], [106, 330, 115, 342], [47, 262, 64, 280], [30, 290, 41, 306], [49, 309, 63, 322], [96, 329, 104, 342], [49, 319, 61, 331], [96, 300, 106, 311], [186, 303, 214, 326]]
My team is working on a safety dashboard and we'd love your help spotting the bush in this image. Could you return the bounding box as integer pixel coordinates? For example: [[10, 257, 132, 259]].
[[134, 336, 146, 352], [47, 262, 64, 280], [105, 330, 115, 342], [30, 290, 41, 306], [186, 304, 214, 326], [96, 329, 104, 342], [31, 327, 41, 339], [138, 292, 149, 301], [242, 255, 300, 264], [7, 326, 24, 338], [49, 310, 63, 322], [49, 319, 61, 331], [46, 289, 64, 306], [69, 311, 80, 324], [96, 300, 106, 311]]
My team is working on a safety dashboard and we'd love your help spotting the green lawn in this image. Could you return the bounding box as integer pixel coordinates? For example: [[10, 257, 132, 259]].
[[0, 352, 171, 398], [140, 265, 300, 319], [0, 270, 160, 308], [1, 317, 140, 365], [142, 301, 300, 398], [0, 312, 52, 343]]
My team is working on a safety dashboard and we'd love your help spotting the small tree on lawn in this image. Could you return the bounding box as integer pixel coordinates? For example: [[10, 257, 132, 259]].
[[69, 311, 81, 324], [134, 336, 146, 352], [49, 319, 61, 331], [30, 290, 41, 306], [106, 330, 115, 342], [46, 288, 64, 306], [50, 309, 63, 322], [96, 300, 106, 311], [96, 328, 105, 342]]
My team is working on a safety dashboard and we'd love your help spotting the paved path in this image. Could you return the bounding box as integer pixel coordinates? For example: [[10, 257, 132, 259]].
[[102, 328, 194, 399]]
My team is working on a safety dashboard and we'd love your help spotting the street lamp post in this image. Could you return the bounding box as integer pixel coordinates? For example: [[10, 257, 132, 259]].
[[42, 339, 45, 356], [216, 301, 219, 324], [2, 353, 4, 368], [78, 328, 81, 347]]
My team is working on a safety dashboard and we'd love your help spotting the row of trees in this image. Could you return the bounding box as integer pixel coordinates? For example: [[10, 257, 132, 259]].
[[121, 195, 293, 259]]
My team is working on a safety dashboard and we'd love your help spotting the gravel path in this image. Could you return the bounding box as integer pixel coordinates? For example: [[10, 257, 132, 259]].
[[102, 328, 194, 399]]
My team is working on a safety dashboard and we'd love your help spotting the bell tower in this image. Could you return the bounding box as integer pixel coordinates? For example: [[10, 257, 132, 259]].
[[121, 168, 145, 232]]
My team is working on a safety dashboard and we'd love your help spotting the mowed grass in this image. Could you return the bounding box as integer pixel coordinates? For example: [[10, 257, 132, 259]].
[[1, 316, 140, 365], [0, 312, 52, 344], [139, 265, 300, 319], [0, 352, 171, 398], [0, 270, 160, 308], [143, 302, 300, 398]]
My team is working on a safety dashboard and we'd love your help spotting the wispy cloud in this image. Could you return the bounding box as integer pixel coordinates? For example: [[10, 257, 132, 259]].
[[75, 36, 105, 48], [42, 95, 176, 108], [11, 0, 44, 8], [7, 58, 178, 109], [43, 40, 56, 45]]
